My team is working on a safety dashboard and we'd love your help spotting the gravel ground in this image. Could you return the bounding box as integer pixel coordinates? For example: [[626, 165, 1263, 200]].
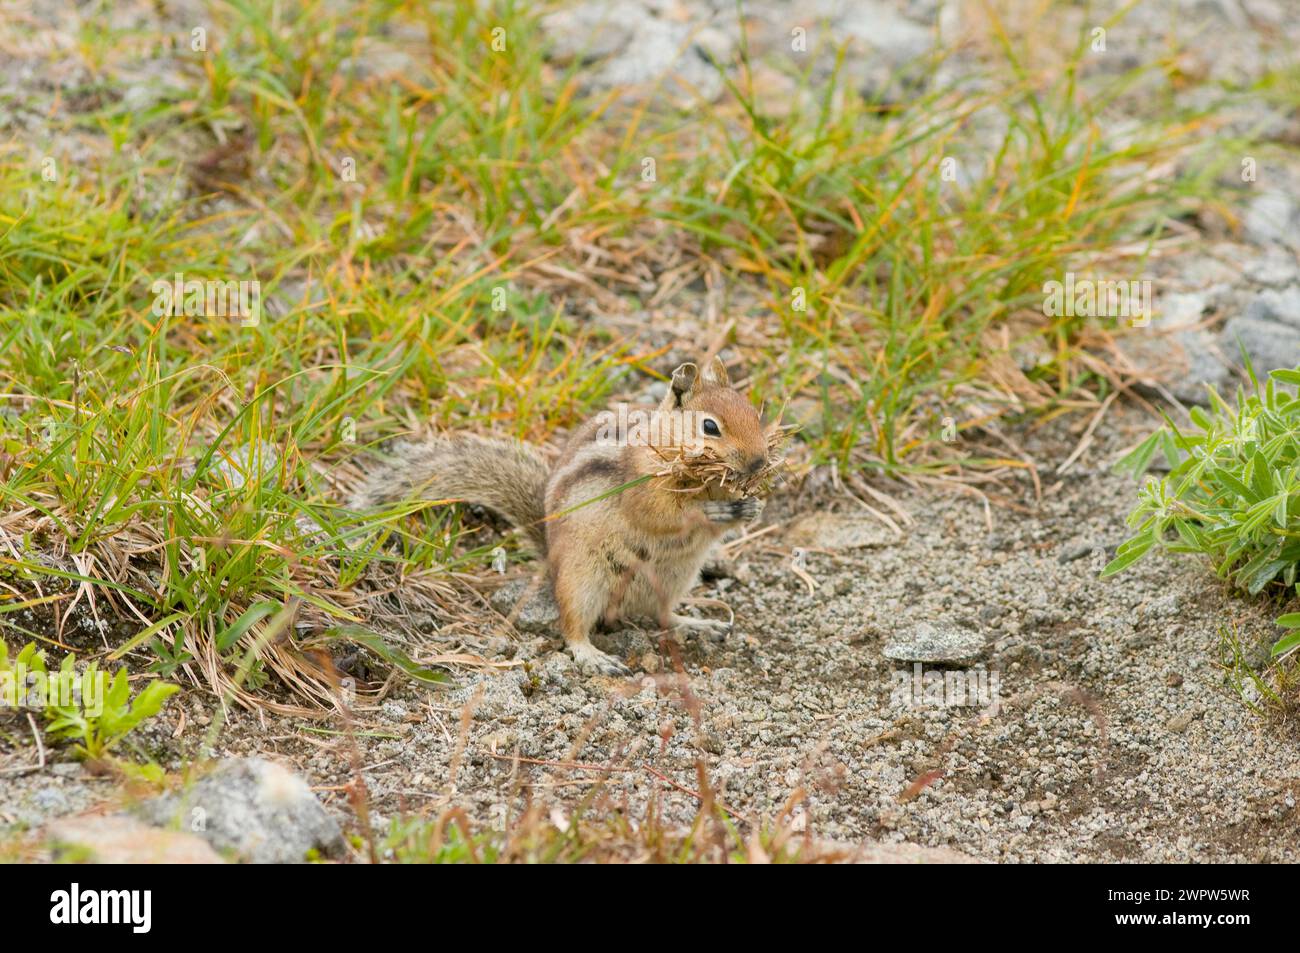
[[8, 403, 1296, 862], [4, 0, 1300, 862]]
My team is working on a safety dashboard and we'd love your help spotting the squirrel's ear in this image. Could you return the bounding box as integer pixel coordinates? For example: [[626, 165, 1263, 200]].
[[701, 356, 730, 388], [663, 362, 698, 408]]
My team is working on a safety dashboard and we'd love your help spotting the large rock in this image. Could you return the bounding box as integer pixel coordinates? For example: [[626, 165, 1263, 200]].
[[540, 2, 725, 101], [47, 815, 224, 864], [1220, 316, 1300, 376], [1122, 286, 1300, 402], [137, 758, 343, 864], [834, 0, 932, 58], [1111, 288, 1240, 405], [1159, 291, 1208, 327], [1116, 327, 1233, 405], [1243, 285, 1300, 330], [1242, 246, 1300, 287], [540, 1, 647, 63], [539, 0, 941, 108], [1244, 191, 1300, 250], [813, 0, 935, 103]]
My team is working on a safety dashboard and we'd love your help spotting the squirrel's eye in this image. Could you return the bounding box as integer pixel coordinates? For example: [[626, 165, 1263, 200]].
[[702, 418, 721, 437]]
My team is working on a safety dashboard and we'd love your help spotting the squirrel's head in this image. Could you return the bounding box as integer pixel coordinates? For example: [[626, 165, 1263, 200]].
[[657, 357, 769, 480]]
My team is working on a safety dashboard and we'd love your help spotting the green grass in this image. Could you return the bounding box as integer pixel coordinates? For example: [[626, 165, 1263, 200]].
[[373, 793, 814, 863], [0, 0, 1244, 706]]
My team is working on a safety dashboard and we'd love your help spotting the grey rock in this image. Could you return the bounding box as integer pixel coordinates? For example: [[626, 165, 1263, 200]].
[[884, 621, 986, 663], [1243, 285, 1300, 330], [137, 758, 343, 864], [835, 0, 933, 56], [1244, 635, 1276, 672], [540, 2, 724, 101], [1243, 191, 1300, 249], [1058, 542, 1113, 565], [692, 25, 736, 65], [490, 578, 561, 634], [48, 815, 224, 864], [6, 785, 74, 829], [264, 276, 330, 320], [601, 27, 721, 99], [1242, 246, 1300, 287], [1125, 630, 1158, 653], [1113, 285, 1230, 402], [1176, 330, 1236, 402], [828, 0, 934, 103], [339, 39, 417, 79], [1239, 0, 1287, 25], [541, 1, 644, 63], [1220, 316, 1300, 375], [1119, 327, 1233, 405], [1159, 291, 1208, 328], [1184, 0, 1249, 27]]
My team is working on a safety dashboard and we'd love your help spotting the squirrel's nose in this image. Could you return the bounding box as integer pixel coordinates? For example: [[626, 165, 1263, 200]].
[[743, 455, 766, 476]]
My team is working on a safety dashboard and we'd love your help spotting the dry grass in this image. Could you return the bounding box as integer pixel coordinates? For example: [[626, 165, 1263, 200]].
[[651, 421, 795, 497]]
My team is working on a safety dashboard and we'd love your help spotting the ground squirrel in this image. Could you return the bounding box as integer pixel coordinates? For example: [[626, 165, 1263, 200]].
[[352, 357, 778, 674]]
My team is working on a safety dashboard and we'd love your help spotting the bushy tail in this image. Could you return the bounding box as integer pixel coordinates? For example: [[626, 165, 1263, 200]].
[[349, 435, 550, 553]]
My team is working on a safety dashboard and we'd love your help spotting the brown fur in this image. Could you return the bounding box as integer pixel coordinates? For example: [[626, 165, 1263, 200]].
[[349, 434, 550, 552]]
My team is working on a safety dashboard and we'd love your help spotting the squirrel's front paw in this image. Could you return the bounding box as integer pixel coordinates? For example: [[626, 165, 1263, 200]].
[[703, 497, 764, 525]]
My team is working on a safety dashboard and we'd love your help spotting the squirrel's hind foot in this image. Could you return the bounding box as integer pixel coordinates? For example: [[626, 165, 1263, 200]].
[[670, 613, 731, 634], [568, 640, 631, 676]]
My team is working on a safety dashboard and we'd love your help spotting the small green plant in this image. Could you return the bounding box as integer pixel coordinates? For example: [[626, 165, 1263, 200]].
[[1104, 367, 1300, 659], [47, 658, 180, 761], [0, 640, 179, 761], [1217, 624, 1287, 714], [380, 816, 501, 864], [0, 639, 45, 680]]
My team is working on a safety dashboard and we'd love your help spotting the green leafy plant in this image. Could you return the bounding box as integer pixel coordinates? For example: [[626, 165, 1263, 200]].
[[1, 640, 179, 761], [0, 640, 49, 700], [47, 658, 180, 761], [1103, 367, 1300, 659]]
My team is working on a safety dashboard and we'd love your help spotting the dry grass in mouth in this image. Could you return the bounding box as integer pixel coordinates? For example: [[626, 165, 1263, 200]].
[[651, 424, 795, 497]]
